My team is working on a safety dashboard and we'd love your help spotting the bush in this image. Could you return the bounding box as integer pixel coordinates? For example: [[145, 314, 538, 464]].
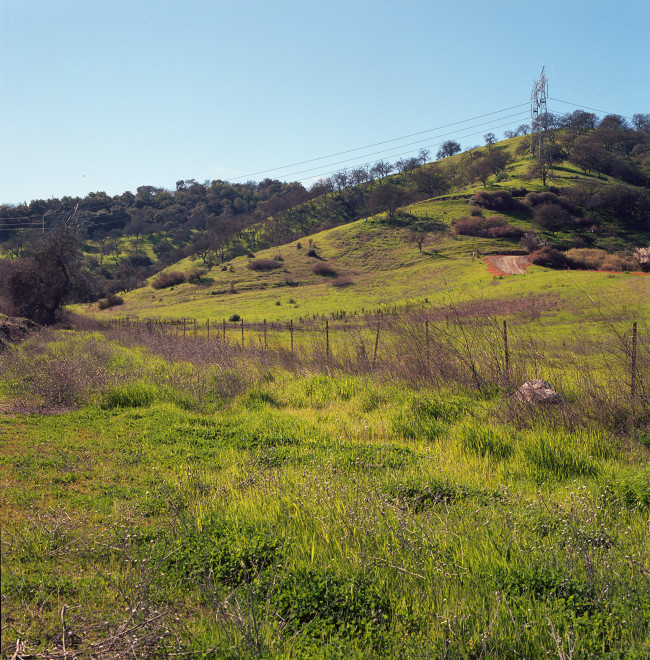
[[312, 262, 338, 277], [247, 258, 283, 271], [306, 248, 319, 258], [470, 190, 518, 211], [229, 314, 241, 322], [453, 216, 524, 238], [530, 247, 568, 268], [564, 248, 634, 271], [469, 205, 483, 217], [97, 293, 124, 310], [151, 271, 186, 289], [519, 232, 545, 253], [532, 203, 571, 233], [187, 267, 207, 282], [330, 276, 353, 287]]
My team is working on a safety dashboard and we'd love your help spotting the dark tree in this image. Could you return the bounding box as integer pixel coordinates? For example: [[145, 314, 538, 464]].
[[0, 226, 84, 324], [412, 164, 450, 197], [632, 113, 650, 134], [436, 140, 461, 159], [367, 183, 408, 220], [484, 133, 496, 149]]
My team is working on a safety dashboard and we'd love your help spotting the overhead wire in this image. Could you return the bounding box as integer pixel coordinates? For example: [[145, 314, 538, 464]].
[[229, 102, 530, 181]]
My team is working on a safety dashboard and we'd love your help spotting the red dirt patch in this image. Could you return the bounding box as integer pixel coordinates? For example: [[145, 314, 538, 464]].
[[484, 255, 531, 276]]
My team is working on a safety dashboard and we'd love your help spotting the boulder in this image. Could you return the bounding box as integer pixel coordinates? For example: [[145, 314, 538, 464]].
[[514, 379, 560, 404]]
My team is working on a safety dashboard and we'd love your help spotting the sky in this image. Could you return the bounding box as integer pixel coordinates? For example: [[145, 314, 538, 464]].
[[1, 0, 649, 205]]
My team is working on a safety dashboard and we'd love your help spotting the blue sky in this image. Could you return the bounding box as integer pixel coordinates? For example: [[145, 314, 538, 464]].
[[1, 0, 649, 204]]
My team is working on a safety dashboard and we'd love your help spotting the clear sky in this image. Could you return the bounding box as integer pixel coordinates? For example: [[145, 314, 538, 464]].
[[1, 0, 649, 205]]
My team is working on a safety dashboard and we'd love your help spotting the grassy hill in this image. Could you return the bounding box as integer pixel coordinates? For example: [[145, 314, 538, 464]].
[[2, 128, 650, 658], [75, 138, 649, 332]]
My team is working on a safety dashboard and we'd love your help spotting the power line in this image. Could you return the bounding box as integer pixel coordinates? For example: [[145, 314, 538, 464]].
[[230, 102, 530, 181], [291, 115, 532, 184], [548, 97, 634, 121], [257, 111, 530, 183]]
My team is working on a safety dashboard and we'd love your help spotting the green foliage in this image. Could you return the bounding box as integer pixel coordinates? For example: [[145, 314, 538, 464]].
[[166, 517, 282, 587], [267, 569, 391, 640]]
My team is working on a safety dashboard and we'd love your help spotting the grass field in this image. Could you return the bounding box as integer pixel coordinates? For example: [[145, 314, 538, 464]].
[[1, 321, 648, 658]]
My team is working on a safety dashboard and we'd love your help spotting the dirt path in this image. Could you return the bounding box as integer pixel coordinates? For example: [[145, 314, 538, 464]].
[[484, 255, 531, 276]]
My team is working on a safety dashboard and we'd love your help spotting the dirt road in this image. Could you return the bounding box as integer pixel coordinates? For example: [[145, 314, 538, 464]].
[[485, 255, 530, 276]]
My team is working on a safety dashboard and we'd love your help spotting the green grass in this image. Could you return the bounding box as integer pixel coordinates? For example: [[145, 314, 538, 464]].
[[1, 328, 649, 657]]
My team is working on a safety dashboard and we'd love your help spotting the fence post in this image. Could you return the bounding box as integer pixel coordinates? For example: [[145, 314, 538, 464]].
[[631, 321, 637, 407], [183, 319, 186, 339], [503, 319, 510, 378], [223, 318, 226, 343], [425, 319, 430, 363], [326, 320, 330, 367], [194, 318, 197, 338], [241, 319, 245, 349], [290, 319, 294, 354], [373, 321, 381, 369], [264, 319, 267, 350], [207, 318, 210, 341]]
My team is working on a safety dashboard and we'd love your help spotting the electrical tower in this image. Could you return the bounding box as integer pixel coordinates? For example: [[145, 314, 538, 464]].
[[530, 67, 553, 181]]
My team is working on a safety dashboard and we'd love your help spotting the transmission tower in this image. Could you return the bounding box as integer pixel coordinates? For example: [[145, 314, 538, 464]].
[[531, 67, 550, 155]]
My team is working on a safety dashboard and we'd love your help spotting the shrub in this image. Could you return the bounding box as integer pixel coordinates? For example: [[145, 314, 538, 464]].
[[151, 271, 186, 289], [631, 246, 650, 271], [532, 203, 571, 232], [469, 205, 483, 217], [453, 216, 524, 238], [312, 262, 338, 277], [247, 258, 282, 271], [306, 248, 319, 258], [470, 190, 518, 211], [187, 267, 207, 282], [522, 191, 560, 207], [519, 232, 545, 253], [511, 186, 528, 197], [530, 247, 568, 268], [97, 293, 124, 310], [229, 314, 241, 322], [330, 276, 353, 287]]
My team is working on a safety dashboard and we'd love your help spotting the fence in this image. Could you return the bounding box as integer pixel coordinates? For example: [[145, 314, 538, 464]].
[[96, 315, 646, 406]]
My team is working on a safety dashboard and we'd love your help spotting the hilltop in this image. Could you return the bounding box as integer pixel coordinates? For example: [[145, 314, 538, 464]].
[[1, 111, 649, 325]]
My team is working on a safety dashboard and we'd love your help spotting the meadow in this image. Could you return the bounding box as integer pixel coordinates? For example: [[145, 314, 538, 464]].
[[1, 306, 648, 658]]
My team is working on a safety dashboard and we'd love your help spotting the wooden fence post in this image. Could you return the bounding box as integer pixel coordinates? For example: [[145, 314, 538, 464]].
[[193, 318, 197, 338], [206, 318, 210, 341], [223, 318, 226, 343], [503, 319, 509, 377], [631, 321, 637, 406], [264, 319, 267, 350], [241, 319, 245, 349], [326, 320, 330, 367], [290, 319, 294, 354], [373, 321, 381, 368], [425, 319, 430, 363]]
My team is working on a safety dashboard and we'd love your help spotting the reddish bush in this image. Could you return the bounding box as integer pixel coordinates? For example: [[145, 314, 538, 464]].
[[151, 271, 186, 289], [530, 247, 568, 268], [97, 293, 124, 310], [532, 203, 571, 233], [312, 262, 338, 277], [330, 276, 353, 287], [247, 258, 283, 271], [453, 216, 523, 238], [522, 191, 560, 207], [470, 190, 518, 211]]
